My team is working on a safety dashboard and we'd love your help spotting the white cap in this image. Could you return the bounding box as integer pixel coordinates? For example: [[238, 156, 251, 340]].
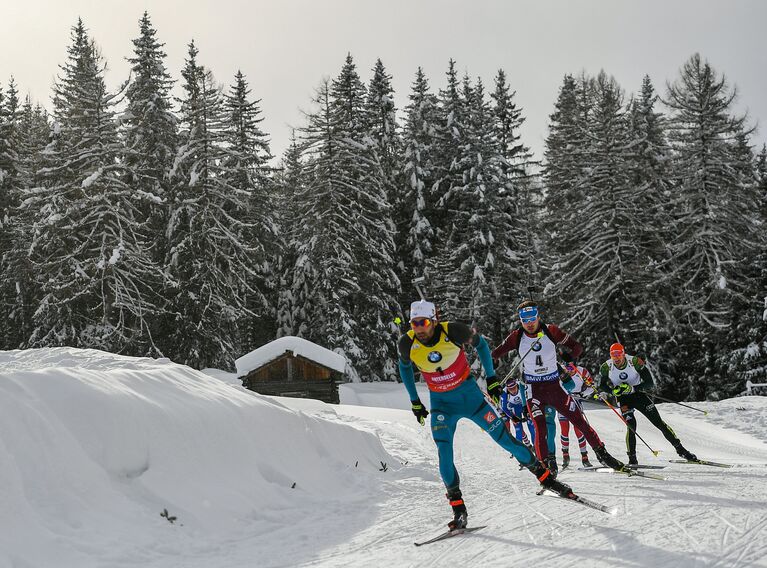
[[409, 300, 436, 321]]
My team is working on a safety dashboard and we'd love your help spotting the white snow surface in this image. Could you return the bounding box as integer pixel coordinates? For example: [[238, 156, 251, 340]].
[[1, 349, 766, 567], [235, 335, 346, 376]]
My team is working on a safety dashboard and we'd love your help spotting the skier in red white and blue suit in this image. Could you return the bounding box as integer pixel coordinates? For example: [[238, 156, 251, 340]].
[[398, 299, 573, 530], [491, 300, 627, 475]]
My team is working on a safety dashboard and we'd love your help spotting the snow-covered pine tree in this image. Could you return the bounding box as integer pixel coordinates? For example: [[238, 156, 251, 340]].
[[123, 12, 177, 265], [399, 67, 439, 309], [491, 69, 536, 185], [26, 19, 159, 353], [366, 59, 400, 207], [274, 131, 304, 338], [490, 69, 538, 334], [366, 59, 407, 327], [543, 72, 645, 361], [732, 145, 767, 386], [0, 97, 49, 348], [541, 74, 590, 320], [161, 42, 265, 369], [293, 55, 399, 380], [290, 82, 332, 345], [428, 60, 469, 314], [622, 75, 677, 377], [0, 78, 22, 348], [222, 69, 276, 351], [662, 54, 761, 398], [725, 139, 766, 394], [0, 78, 20, 251], [436, 76, 508, 340], [14, 98, 50, 190]]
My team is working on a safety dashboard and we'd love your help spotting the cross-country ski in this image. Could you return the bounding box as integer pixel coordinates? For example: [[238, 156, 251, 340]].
[[413, 525, 487, 547]]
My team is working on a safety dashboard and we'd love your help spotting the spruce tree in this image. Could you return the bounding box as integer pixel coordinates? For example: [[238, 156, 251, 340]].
[[662, 54, 761, 398], [222, 69, 276, 351], [0, 78, 20, 252], [430, 59, 466, 241], [490, 69, 538, 333], [0, 78, 22, 348], [428, 60, 468, 312], [274, 131, 304, 338], [123, 12, 177, 265], [292, 56, 399, 380], [366, 59, 400, 204], [541, 74, 590, 320], [399, 67, 438, 307], [26, 19, 158, 352], [544, 72, 638, 359], [1, 97, 49, 348], [161, 42, 263, 369], [623, 75, 676, 373], [437, 77, 503, 337]]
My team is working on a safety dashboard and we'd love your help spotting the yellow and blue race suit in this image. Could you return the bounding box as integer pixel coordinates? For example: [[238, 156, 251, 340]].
[[398, 321, 537, 491]]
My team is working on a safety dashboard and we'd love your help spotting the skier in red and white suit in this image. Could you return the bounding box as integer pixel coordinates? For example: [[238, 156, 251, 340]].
[[492, 300, 626, 475]]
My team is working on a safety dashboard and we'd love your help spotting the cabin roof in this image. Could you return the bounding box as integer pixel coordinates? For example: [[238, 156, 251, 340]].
[[235, 336, 346, 376]]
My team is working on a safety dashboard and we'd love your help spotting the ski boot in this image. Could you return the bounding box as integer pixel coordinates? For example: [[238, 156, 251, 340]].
[[544, 455, 559, 478], [562, 451, 570, 469], [533, 462, 573, 498], [581, 452, 593, 468], [446, 488, 468, 530], [594, 444, 627, 472], [627, 453, 638, 466], [675, 446, 698, 462]]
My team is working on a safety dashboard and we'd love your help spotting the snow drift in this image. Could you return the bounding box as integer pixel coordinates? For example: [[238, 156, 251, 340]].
[[0, 348, 396, 567]]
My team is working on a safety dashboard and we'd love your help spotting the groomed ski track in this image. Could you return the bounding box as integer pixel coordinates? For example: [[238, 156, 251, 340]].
[[274, 394, 767, 568]]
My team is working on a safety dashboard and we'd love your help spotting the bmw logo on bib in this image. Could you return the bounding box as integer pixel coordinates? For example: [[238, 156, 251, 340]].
[[532, 343, 542, 352], [428, 351, 443, 363], [619, 372, 628, 380]]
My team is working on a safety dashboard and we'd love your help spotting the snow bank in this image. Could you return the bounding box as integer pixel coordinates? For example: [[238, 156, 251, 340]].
[[235, 335, 346, 375], [0, 348, 393, 567]]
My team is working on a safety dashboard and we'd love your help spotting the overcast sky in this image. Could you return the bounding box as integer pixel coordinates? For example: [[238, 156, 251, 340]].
[[2, 0, 766, 161]]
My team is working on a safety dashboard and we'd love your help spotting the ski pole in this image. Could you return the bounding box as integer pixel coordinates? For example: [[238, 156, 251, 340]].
[[499, 331, 544, 388], [596, 395, 660, 456], [643, 392, 708, 415]]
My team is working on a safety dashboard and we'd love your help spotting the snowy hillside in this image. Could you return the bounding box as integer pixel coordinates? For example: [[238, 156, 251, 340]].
[[1, 349, 766, 567]]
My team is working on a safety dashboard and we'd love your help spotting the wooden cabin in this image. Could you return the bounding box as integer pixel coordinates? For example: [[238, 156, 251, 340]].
[[236, 336, 346, 404]]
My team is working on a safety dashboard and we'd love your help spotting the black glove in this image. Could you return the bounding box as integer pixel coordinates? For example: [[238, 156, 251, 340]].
[[487, 377, 502, 405], [557, 345, 575, 364], [411, 399, 429, 425]]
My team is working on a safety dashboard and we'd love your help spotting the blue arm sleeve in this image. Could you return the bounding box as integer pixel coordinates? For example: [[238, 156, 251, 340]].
[[398, 359, 420, 402], [475, 335, 497, 379], [520, 383, 528, 405]]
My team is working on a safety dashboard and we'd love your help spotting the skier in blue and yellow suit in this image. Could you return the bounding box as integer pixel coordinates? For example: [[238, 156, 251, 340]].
[[398, 300, 572, 530]]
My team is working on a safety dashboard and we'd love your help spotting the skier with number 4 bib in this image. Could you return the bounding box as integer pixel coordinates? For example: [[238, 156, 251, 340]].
[[491, 300, 627, 476], [398, 299, 573, 531], [597, 343, 698, 465]]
